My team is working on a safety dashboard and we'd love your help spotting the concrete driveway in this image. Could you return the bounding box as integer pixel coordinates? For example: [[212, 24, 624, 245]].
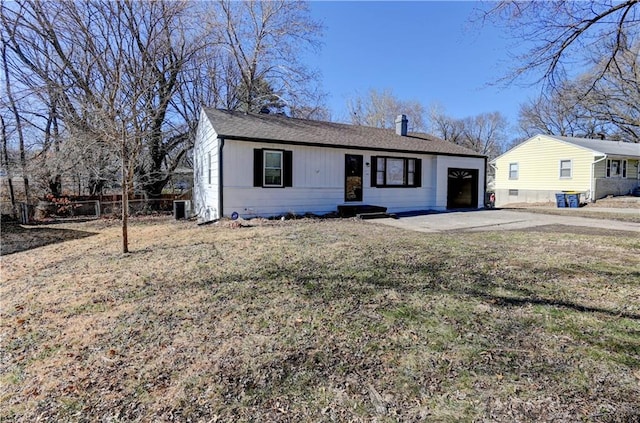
[[373, 209, 640, 234]]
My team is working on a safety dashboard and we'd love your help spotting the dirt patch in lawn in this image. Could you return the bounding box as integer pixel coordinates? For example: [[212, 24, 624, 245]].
[[1, 217, 639, 422]]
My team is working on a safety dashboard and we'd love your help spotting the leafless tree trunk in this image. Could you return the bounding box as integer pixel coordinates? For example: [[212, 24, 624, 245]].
[[1, 34, 29, 205], [0, 114, 16, 214], [121, 126, 129, 253]]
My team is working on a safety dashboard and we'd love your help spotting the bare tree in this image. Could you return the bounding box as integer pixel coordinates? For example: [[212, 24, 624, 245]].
[[580, 40, 640, 141], [480, 1, 640, 89], [517, 86, 602, 138], [461, 112, 508, 158], [347, 88, 427, 131], [214, 0, 323, 114], [1, 0, 326, 243], [427, 103, 465, 144], [1, 0, 206, 252], [517, 40, 639, 142], [429, 106, 508, 159]]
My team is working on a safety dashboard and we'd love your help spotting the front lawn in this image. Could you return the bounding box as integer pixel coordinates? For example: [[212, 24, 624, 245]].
[[1, 217, 638, 422]]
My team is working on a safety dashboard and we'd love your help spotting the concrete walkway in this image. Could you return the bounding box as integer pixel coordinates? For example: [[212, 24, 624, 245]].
[[373, 209, 640, 234]]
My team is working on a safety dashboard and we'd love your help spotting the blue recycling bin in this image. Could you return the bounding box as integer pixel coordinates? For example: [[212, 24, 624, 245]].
[[566, 193, 580, 208], [555, 193, 567, 208]]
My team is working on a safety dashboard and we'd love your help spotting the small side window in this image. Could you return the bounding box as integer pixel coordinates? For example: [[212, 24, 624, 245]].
[[559, 160, 572, 178], [509, 163, 518, 180]]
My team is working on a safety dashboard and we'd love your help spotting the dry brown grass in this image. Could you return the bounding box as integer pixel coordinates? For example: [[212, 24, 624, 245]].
[[1, 216, 639, 422]]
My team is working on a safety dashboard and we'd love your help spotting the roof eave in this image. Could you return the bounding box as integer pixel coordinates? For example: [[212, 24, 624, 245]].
[[218, 134, 486, 159]]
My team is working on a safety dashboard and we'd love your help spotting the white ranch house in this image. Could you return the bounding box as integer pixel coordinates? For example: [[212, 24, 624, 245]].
[[193, 109, 486, 221]]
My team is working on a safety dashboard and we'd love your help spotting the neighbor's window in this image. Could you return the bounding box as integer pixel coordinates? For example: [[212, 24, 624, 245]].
[[559, 160, 572, 178], [264, 150, 283, 187], [606, 159, 627, 178], [372, 156, 421, 187], [509, 163, 518, 180]]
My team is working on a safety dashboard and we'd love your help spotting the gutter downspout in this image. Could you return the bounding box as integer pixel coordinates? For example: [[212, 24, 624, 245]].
[[591, 155, 607, 203], [219, 138, 225, 219], [483, 156, 488, 208]]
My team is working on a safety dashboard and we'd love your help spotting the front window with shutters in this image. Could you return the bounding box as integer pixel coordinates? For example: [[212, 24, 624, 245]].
[[253, 148, 292, 188], [372, 156, 421, 187]]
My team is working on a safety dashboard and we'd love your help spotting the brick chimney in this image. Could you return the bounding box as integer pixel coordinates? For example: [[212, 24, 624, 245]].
[[395, 114, 408, 136]]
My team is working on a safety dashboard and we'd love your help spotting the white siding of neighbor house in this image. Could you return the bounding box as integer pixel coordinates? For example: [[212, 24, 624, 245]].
[[221, 140, 485, 218], [193, 109, 221, 221]]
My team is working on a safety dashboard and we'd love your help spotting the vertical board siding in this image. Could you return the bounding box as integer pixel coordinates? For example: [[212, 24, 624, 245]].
[[220, 141, 483, 218], [193, 110, 221, 220]]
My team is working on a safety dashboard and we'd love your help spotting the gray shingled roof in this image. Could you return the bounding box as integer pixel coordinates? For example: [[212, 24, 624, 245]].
[[550, 135, 640, 158], [203, 108, 484, 158]]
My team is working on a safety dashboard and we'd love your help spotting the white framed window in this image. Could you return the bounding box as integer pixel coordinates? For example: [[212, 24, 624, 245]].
[[263, 150, 283, 187], [559, 160, 572, 178], [606, 159, 627, 178], [509, 163, 518, 180]]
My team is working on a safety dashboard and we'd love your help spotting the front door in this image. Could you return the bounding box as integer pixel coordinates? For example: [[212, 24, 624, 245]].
[[345, 154, 363, 202], [447, 168, 478, 209]]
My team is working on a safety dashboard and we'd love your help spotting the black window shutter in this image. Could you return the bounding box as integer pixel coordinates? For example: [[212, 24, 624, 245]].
[[283, 150, 293, 187], [414, 159, 422, 187], [253, 149, 263, 187], [370, 156, 377, 187]]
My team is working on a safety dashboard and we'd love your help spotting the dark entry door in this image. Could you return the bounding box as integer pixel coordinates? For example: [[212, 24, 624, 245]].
[[447, 168, 478, 209], [345, 154, 363, 202]]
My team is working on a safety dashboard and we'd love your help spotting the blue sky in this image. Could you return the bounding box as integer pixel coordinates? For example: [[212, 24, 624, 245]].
[[307, 1, 541, 133]]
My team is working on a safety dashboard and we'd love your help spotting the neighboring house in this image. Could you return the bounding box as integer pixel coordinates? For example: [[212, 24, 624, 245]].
[[492, 134, 640, 206], [193, 108, 486, 221]]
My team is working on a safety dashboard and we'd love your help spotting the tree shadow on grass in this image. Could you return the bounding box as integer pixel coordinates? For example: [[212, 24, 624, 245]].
[[1, 222, 97, 255]]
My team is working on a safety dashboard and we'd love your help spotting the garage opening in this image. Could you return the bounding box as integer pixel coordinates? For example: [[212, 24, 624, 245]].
[[447, 168, 478, 209]]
